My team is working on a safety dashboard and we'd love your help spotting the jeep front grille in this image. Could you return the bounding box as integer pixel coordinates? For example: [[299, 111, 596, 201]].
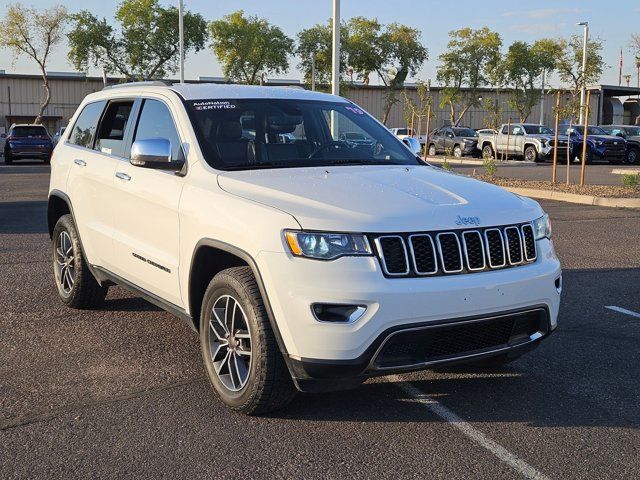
[[371, 223, 537, 278]]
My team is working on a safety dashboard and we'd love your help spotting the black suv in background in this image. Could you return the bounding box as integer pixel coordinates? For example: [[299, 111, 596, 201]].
[[427, 126, 479, 158], [599, 125, 640, 164], [3, 124, 53, 164]]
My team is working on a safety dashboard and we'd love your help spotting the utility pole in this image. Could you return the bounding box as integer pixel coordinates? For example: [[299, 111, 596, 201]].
[[577, 22, 589, 124], [179, 0, 185, 84], [331, 0, 340, 96]]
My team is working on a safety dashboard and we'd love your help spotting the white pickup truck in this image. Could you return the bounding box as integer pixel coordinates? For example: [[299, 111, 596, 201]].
[[390, 127, 426, 146], [477, 123, 568, 162]]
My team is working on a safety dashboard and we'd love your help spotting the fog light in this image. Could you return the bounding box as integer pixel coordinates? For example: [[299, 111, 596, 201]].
[[311, 304, 366, 323], [555, 275, 562, 294]]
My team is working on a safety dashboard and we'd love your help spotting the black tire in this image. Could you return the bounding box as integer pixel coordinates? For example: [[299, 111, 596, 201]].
[[524, 145, 538, 163], [44, 155, 51, 165], [52, 214, 108, 308], [626, 148, 640, 165], [4, 153, 13, 165], [428, 144, 437, 156], [482, 144, 494, 159], [575, 146, 592, 164], [199, 266, 296, 415], [453, 145, 463, 158]]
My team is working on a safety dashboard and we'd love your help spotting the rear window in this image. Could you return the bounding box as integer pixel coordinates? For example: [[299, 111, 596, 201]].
[[11, 126, 48, 137], [68, 101, 106, 148]]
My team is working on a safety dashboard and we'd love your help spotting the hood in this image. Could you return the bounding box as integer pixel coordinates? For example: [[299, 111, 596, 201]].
[[527, 134, 569, 142], [588, 134, 625, 143], [217, 165, 542, 232]]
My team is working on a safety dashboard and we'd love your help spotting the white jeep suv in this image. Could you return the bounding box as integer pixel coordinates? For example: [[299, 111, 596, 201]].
[[48, 82, 561, 414]]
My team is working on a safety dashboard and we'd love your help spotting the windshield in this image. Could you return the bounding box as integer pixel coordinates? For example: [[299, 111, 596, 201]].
[[11, 126, 48, 137], [452, 128, 477, 137], [523, 125, 553, 135], [573, 126, 606, 136], [187, 99, 418, 170]]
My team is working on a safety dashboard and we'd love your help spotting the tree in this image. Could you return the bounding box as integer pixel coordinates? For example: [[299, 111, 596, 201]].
[[296, 19, 349, 87], [437, 27, 502, 126], [68, 0, 207, 80], [210, 10, 294, 85], [0, 3, 67, 124], [556, 35, 605, 99], [348, 22, 427, 124], [501, 39, 563, 121]]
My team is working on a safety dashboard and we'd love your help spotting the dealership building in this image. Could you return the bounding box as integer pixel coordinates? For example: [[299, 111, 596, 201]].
[[1, 70, 639, 135]]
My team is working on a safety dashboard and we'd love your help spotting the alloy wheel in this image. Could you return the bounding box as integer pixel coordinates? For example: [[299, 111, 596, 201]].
[[209, 295, 252, 392], [55, 231, 75, 294]]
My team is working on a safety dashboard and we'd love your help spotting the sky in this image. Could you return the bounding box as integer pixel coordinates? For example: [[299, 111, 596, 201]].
[[1, 0, 639, 87]]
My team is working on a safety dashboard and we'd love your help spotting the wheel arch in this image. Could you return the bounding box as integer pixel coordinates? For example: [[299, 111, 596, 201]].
[[47, 190, 72, 239], [188, 239, 290, 357]]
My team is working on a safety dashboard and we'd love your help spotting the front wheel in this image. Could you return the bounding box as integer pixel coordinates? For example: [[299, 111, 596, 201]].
[[200, 267, 296, 415], [453, 145, 463, 158], [428, 144, 436, 156], [482, 144, 494, 159], [524, 145, 538, 163], [52, 214, 108, 308], [4, 153, 13, 164]]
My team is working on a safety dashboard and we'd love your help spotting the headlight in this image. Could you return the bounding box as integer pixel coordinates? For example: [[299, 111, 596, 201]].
[[284, 230, 372, 260], [532, 214, 552, 240], [595, 140, 603, 146]]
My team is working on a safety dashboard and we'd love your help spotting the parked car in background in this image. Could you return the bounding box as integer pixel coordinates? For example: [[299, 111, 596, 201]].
[[599, 125, 640, 164], [560, 125, 626, 164], [476, 128, 497, 136], [390, 127, 425, 145], [52, 126, 67, 147], [477, 123, 568, 162], [427, 126, 478, 157], [3, 124, 53, 164], [401, 135, 421, 155]]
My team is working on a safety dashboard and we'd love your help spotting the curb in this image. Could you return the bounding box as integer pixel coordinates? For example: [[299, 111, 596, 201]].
[[427, 157, 538, 168], [611, 168, 640, 175], [504, 187, 640, 209]]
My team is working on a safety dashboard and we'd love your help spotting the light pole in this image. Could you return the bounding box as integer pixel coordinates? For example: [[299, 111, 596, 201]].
[[179, 0, 185, 84], [577, 22, 589, 124], [331, 0, 340, 96]]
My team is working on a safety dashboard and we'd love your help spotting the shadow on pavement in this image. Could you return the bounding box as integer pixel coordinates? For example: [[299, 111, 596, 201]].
[[0, 200, 48, 234]]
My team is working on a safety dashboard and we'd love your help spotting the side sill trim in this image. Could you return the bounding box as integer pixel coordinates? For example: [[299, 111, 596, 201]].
[[93, 266, 196, 332]]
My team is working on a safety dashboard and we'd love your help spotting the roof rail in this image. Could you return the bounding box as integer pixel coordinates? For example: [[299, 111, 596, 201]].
[[102, 80, 173, 91]]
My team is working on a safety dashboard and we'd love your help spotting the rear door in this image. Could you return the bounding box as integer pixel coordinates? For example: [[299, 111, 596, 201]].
[[110, 96, 186, 307], [64, 100, 123, 270]]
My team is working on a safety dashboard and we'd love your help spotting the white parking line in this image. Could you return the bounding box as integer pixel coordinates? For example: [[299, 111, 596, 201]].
[[605, 306, 640, 319], [392, 377, 550, 480]]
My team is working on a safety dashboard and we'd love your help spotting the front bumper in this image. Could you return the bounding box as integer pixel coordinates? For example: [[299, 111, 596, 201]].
[[258, 238, 561, 368]]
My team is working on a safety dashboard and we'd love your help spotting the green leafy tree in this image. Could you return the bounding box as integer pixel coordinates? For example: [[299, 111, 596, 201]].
[[0, 3, 67, 124], [210, 10, 294, 85], [502, 39, 563, 121], [296, 19, 349, 88], [556, 35, 605, 99], [68, 0, 207, 80], [437, 27, 502, 126]]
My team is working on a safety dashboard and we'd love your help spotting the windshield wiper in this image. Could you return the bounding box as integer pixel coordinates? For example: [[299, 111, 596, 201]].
[[325, 159, 391, 165]]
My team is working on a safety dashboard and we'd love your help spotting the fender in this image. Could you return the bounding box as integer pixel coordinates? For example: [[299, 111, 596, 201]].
[[189, 238, 290, 360]]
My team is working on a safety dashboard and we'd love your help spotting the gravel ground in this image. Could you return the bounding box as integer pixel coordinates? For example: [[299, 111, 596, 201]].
[[474, 174, 640, 198]]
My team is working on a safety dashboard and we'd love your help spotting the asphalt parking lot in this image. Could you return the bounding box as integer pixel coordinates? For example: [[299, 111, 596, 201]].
[[1, 163, 639, 479]]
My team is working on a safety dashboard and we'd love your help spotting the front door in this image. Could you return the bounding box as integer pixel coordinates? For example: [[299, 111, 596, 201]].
[[110, 97, 186, 307]]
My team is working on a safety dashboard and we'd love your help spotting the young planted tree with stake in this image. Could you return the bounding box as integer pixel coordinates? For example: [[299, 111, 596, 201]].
[[0, 3, 67, 124]]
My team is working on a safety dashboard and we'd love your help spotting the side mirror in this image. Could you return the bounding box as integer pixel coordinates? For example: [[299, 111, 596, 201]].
[[615, 132, 625, 138], [130, 138, 183, 170]]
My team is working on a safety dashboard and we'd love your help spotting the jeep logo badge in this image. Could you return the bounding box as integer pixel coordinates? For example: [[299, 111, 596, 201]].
[[455, 215, 480, 226]]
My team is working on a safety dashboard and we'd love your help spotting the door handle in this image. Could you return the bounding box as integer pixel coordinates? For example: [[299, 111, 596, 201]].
[[74, 159, 86, 167], [115, 172, 131, 181]]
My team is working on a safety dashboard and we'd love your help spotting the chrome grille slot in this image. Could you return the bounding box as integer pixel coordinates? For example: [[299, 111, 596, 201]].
[[436, 233, 463, 273], [484, 228, 506, 268], [521, 224, 537, 261], [408, 234, 437, 275], [374, 236, 409, 275], [504, 226, 523, 265], [462, 231, 485, 271]]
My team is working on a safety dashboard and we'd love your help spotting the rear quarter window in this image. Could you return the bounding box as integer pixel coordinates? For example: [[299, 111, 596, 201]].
[[68, 101, 106, 149]]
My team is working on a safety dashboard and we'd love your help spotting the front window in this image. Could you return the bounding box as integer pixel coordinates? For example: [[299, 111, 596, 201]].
[[523, 125, 553, 135], [623, 126, 640, 136], [452, 127, 478, 137], [186, 99, 418, 170]]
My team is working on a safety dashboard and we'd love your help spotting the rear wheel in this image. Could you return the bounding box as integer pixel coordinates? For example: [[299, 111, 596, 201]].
[[200, 267, 296, 415], [428, 144, 436, 156], [626, 148, 640, 165], [52, 214, 108, 308]]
